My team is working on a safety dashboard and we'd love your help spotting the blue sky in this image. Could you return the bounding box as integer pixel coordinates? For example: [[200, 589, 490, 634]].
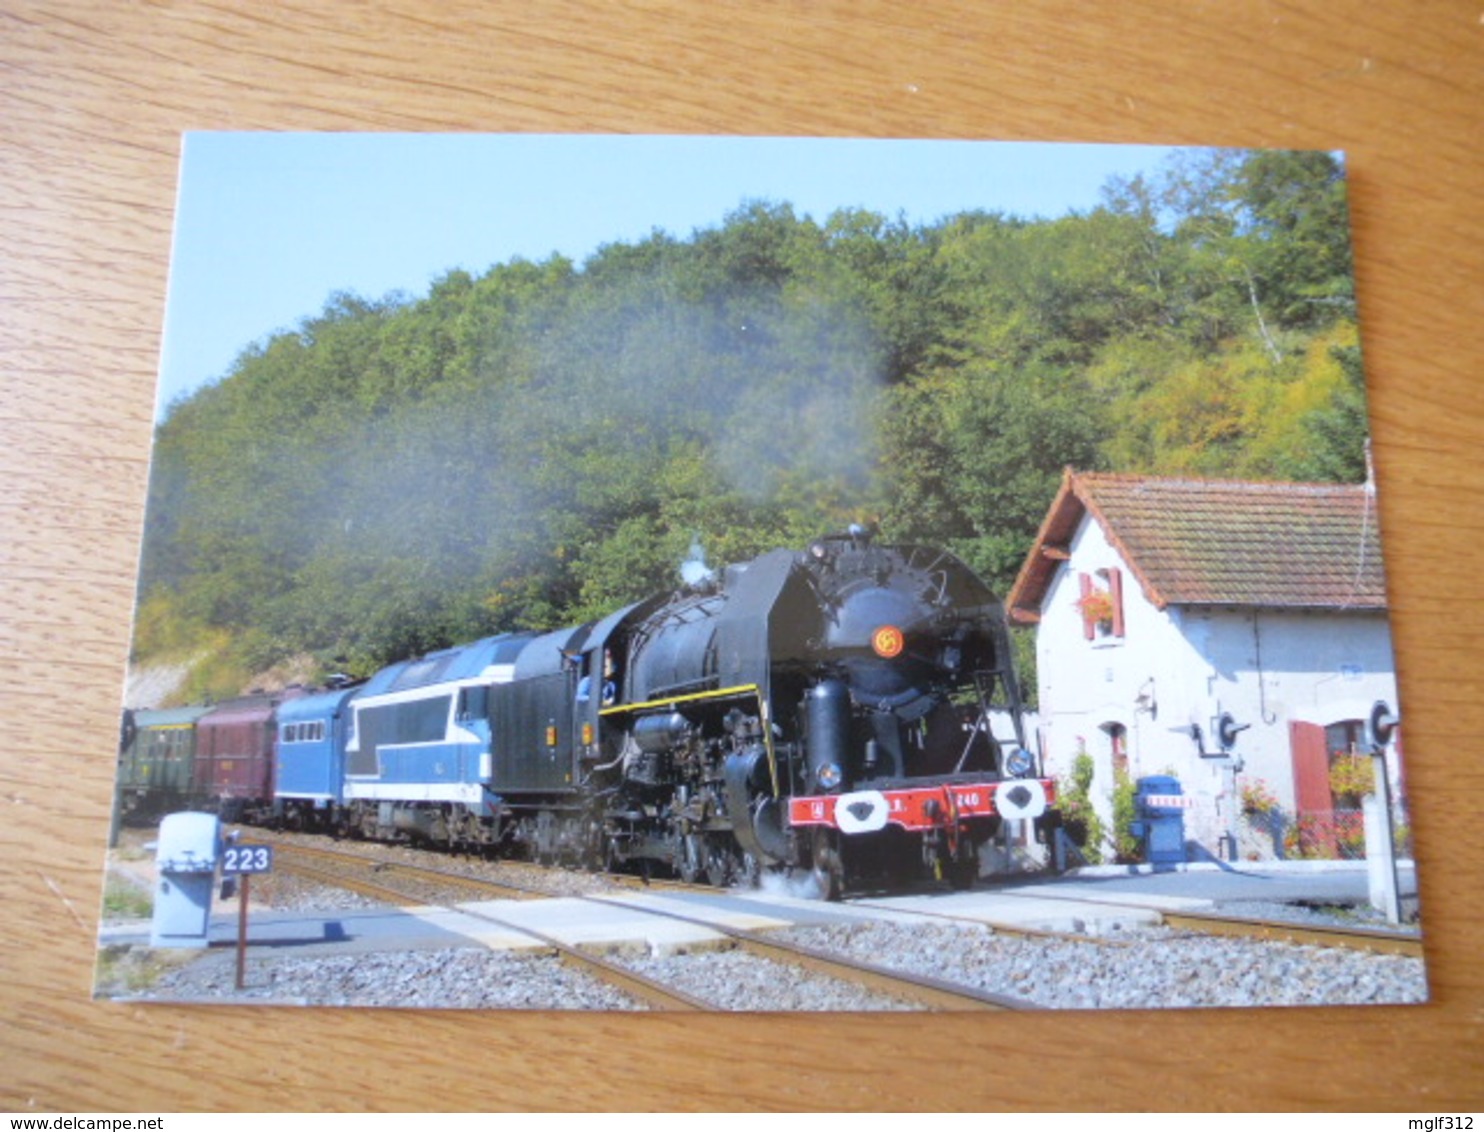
[[155, 134, 1183, 418]]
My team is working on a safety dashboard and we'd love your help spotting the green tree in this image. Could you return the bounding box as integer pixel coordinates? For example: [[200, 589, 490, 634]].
[[134, 166, 1372, 688]]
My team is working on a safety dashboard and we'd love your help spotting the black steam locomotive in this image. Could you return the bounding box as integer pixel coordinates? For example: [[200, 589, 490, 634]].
[[574, 526, 1058, 896]]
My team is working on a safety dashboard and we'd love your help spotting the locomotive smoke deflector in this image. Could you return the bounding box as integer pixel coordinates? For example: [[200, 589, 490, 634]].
[[805, 679, 849, 792]]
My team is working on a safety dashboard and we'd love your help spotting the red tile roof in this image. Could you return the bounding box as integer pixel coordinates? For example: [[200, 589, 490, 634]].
[[1005, 470, 1389, 624]]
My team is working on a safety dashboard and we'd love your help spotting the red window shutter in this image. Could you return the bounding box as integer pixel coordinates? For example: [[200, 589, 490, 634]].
[[1079, 572, 1095, 640], [1107, 567, 1125, 638], [1290, 720, 1337, 857]]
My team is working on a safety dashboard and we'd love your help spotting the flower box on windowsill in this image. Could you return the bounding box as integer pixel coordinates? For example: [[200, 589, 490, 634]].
[[1076, 589, 1115, 632]]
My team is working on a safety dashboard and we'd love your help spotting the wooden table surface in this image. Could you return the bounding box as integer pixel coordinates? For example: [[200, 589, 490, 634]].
[[3, 1, 1481, 1112]]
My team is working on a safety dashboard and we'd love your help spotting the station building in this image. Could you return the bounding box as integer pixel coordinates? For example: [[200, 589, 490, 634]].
[[1005, 469, 1406, 862]]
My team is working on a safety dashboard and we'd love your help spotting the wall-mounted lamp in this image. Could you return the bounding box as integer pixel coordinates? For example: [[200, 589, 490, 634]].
[[1134, 678, 1157, 719]]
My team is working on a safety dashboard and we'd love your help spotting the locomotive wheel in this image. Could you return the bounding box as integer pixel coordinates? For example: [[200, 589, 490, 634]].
[[811, 828, 845, 902]]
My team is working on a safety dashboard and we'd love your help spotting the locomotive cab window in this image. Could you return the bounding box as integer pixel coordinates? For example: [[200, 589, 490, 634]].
[[457, 686, 489, 721]]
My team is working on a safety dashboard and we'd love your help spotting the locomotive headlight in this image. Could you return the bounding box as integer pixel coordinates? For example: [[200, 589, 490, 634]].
[[1005, 747, 1035, 778], [871, 625, 905, 659], [816, 762, 843, 790]]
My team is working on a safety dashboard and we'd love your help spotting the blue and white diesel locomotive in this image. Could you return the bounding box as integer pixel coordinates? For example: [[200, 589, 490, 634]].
[[121, 529, 1059, 897]]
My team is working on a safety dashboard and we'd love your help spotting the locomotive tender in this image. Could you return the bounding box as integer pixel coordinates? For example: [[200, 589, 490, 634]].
[[120, 529, 1058, 897]]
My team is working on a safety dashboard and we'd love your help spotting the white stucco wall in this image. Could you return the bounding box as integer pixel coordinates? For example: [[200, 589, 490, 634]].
[[1034, 512, 1401, 860]]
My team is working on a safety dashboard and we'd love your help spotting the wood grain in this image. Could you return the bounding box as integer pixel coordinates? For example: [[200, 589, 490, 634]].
[[3, 0, 1480, 1111]]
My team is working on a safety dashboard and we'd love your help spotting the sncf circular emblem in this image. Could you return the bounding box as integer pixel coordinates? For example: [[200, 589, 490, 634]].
[[872, 625, 905, 658]]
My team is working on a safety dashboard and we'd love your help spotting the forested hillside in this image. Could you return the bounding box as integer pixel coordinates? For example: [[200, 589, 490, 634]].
[[135, 149, 1367, 699]]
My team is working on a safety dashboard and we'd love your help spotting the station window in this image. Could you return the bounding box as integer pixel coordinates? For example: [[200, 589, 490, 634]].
[[1077, 568, 1125, 641]]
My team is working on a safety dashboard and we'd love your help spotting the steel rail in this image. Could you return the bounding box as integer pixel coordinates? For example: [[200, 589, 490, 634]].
[[582, 894, 1038, 1011], [275, 841, 1032, 1009], [984, 888, 1424, 958], [844, 895, 1140, 948], [274, 851, 711, 1010], [271, 832, 720, 900], [1158, 908, 1424, 958], [273, 840, 546, 901], [269, 837, 1426, 958]]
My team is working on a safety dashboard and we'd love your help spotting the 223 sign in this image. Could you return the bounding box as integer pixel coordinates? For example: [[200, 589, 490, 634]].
[[222, 844, 274, 874]]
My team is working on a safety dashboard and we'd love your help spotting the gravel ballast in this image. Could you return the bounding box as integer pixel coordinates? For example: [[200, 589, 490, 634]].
[[138, 946, 645, 1010], [113, 916, 1426, 1011], [617, 945, 917, 1011], [774, 920, 1426, 1010], [102, 830, 1427, 1011]]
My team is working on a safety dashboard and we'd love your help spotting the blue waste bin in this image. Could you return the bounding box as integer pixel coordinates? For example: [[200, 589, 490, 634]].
[[1130, 775, 1187, 866], [150, 811, 221, 948]]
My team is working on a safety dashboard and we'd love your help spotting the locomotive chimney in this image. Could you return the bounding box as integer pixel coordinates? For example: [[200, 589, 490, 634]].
[[679, 535, 715, 587]]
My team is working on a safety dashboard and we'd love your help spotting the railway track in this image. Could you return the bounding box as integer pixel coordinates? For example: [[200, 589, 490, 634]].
[[270, 839, 552, 902], [846, 894, 1146, 949], [979, 888, 1425, 958], [1158, 907, 1423, 958], [271, 846, 710, 1009], [253, 830, 1423, 959], [269, 840, 1037, 1011], [579, 892, 1034, 1011], [110, 831, 1424, 1009]]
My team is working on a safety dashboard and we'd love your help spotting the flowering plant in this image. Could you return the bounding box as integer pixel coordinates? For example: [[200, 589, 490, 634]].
[[1328, 752, 1374, 799], [1240, 778, 1280, 816], [1076, 588, 1115, 625]]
